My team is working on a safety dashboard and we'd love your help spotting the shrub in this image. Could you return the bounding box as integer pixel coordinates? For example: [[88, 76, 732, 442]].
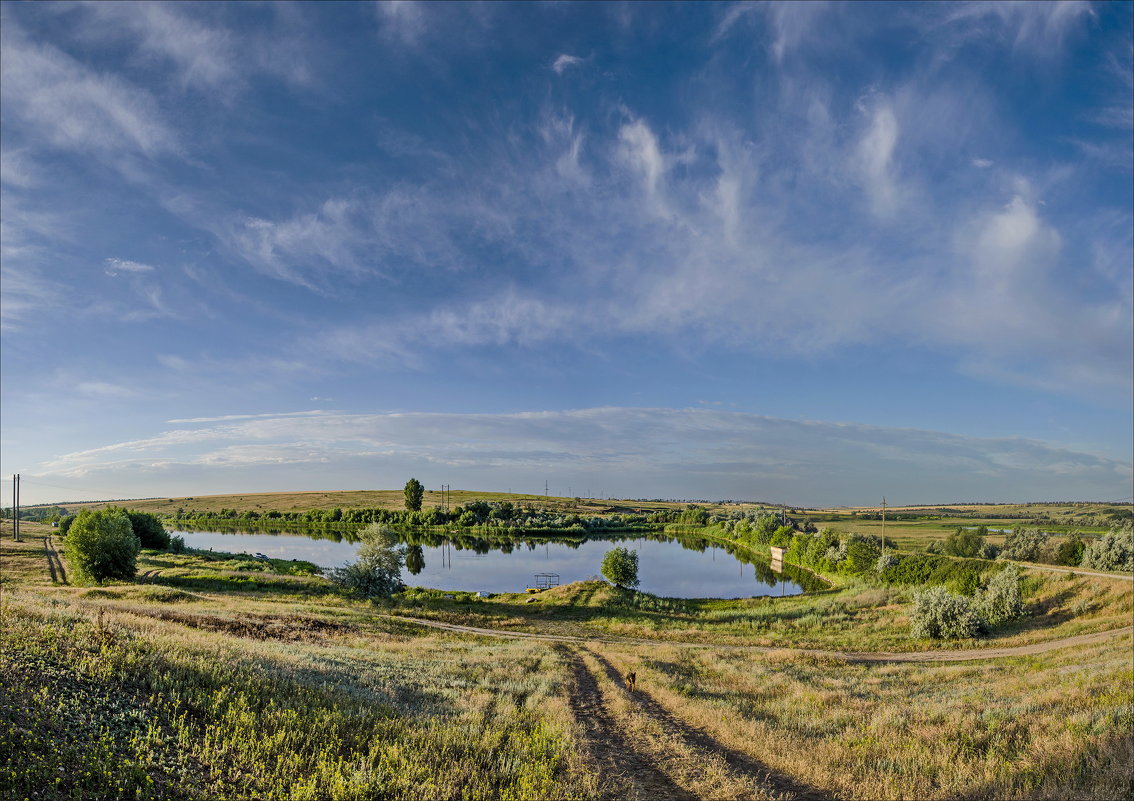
[[328, 524, 405, 599], [601, 546, 640, 589], [976, 565, 1025, 626], [126, 510, 170, 550], [979, 542, 1000, 560], [844, 534, 881, 574], [168, 534, 187, 554], [63, 509, 139, 583], [999, 528, 1049, 562], [875, 554, 898, 572], [1080, 523, 1134, 573], [1054, 536, 1085, 567], [925, 540, 943, 554], [57, 514, 77, 536], [944, 527, 985, 558], [909, 586, 983, 639]]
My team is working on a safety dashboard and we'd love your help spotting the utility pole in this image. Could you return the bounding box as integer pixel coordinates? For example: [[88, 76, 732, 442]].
[[545, 480, 548, 497], [880, 496, 886, 557], [13, 474, 20, 542]]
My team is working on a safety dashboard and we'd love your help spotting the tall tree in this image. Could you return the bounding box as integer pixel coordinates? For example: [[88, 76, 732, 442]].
[[403, 478, 424, 512]]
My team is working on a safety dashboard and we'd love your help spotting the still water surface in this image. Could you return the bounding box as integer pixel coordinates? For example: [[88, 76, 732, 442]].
[[173, 528, 814, 599]]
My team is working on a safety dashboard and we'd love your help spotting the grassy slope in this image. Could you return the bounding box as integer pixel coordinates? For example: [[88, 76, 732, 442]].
[[2, 518, 1131, 800]]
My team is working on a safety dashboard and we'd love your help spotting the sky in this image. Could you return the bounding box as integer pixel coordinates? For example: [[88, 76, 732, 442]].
[[1, 1, 1131, 507]]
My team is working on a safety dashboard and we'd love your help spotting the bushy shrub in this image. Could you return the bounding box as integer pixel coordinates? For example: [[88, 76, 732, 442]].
[[979, 542, 1000, 560], [844, 534, 881, 574], [925, 540, 943, 554], [770, 526, 795, 547], [328, 524, 405, 599], [976, 565, 1025, 626], [875, 554, 898, 572], [126, 510, 170, 550], [168, 534, 186, 554], [944, 527, 985, 558], [1054, 536, 1085, 567], [1080, 523, 1134, 573], [601, 546, 640, 589], [999, 528, 1049, 562], [909, 586, 983, 639], [877, 552, 998, 595], [63, 509, 139, 583], [57, 514, 77, 536]]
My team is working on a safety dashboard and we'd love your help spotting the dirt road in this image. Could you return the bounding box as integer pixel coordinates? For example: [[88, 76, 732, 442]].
[[388, 614, 1133, 663]]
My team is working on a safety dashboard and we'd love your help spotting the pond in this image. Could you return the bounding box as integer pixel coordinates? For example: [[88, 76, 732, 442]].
[[171, 527, 823, 599]]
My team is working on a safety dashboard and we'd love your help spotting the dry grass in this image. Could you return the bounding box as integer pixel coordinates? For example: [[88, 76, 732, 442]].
[[604, 635, 1133, 800]]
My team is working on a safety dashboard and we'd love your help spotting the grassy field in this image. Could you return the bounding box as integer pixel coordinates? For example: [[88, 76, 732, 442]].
[[2, 517, 1131, 799], [47, 490, 723, 518]]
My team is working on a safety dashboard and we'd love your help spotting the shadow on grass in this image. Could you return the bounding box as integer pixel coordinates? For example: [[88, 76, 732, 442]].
[[151, 572, 339, 598]]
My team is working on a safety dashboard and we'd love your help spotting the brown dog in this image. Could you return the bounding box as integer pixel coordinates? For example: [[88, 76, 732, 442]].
[[625, 671, 637, 693]]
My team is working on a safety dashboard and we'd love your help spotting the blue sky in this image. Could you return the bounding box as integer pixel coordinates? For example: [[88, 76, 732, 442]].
[[2, 1, 1131, 507]]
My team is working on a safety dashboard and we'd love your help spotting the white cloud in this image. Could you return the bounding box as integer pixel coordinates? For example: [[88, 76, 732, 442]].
[[376, 1, 428, 46], [32, 407, 1133, 505], [167, 410, 335, 424], [971, 158, 993, 168], [105, 258, 156, 275], [855, 100, 901, 218], [944, 1, 1094, 56], [0, 19, 177, 159], [552, 54, 583, 74], [618, 118, 671, 217]]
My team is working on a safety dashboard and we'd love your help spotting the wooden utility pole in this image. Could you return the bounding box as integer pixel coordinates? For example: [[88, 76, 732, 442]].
[[13, 474, 20, 542], [880, 496, 886, 557]]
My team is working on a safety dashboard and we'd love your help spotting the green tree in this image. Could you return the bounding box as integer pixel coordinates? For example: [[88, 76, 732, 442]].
[[943, 527, 985, 558], [63, 508, 139, 583], [1000, 528, 1049, 562], [125, 510, 170, 550], [403, 478, 425, 512], [1054, 536, 1085, 566], [601, 546, 639, 589], [329, 524, 405, 599]]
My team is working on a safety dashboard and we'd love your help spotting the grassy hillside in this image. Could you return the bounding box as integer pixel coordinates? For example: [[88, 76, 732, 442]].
[[2, 517, 1131, 799]]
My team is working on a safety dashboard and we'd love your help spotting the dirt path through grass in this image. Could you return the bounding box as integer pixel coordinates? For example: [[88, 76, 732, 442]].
[[389, 614, 1133, 662], [559, 645, 695, 800], [44, 535, 67, 585], [583, 647, 832, 800]]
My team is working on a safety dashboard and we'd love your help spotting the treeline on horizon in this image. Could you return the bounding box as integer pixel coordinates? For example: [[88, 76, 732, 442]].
[[166, 500, 700, 531]]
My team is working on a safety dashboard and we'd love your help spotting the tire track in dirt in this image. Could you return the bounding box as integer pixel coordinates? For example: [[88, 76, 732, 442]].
[[585, 648, 832, 801], [556, 645, 696, 801]]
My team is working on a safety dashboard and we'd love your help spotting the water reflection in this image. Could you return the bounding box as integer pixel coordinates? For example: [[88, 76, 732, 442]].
[[171, 525, 823, 598]]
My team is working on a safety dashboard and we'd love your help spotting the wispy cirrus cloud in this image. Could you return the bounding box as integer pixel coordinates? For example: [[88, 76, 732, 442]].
[[0, 17, 177, 160], [104, 258, 156, 275]]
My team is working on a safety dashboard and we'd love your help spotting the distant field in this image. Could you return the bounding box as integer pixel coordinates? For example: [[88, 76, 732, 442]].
[[48, 490, 764, 518]]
